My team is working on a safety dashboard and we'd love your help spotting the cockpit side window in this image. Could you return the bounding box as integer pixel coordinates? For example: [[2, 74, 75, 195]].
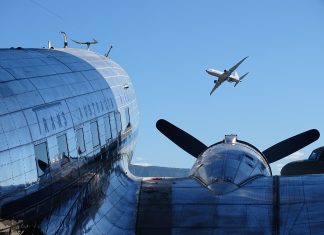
[[34, 142, 50, 177], [309, 152, 319, 161]]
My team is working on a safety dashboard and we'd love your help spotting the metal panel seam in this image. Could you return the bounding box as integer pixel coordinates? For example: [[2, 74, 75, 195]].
[[272, 175, 280, 235]]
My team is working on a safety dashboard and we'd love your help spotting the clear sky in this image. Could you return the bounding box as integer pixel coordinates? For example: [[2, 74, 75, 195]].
[[1, 0, 324, 174]]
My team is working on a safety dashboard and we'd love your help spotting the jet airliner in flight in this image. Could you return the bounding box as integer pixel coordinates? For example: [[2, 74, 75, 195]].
[[1, 39, 324, 234], [206, 56, 249, 95]]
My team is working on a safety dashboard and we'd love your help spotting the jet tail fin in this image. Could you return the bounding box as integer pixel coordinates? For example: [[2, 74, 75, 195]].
[[234, 72, 249, 87]]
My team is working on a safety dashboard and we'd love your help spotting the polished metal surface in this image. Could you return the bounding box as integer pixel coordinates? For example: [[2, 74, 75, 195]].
[[0, 47, 138, 188], [132, 170, 324, 234], [2, 47, 324, 235], [190, 136, 271, 194], [71, 156, 141, 235], [224, 134, 237, 144], [0, 47, 139, 233]]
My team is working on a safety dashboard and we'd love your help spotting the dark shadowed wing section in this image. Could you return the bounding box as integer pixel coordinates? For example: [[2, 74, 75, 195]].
[[263, 129, 320, 163], [136, 179, 172, 235], [156, 119, 207, 158], [281, 160, 324, 176]]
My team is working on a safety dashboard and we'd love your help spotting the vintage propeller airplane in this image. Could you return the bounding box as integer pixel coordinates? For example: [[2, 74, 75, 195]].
[[136, 119, 324, 234], [1, 37, 324, 234]]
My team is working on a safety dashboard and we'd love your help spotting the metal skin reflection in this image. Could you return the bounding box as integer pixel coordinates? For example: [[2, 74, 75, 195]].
[[1, 46, 324, 235], [0, 47, 139, 233]]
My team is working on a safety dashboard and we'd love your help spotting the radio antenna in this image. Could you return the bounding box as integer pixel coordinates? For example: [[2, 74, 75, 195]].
[[105, 45, 113, 58]]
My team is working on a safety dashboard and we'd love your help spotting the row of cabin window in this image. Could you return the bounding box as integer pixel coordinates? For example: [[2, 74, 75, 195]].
[[34, 111, 122, 177], [42, 98, 114, 133]]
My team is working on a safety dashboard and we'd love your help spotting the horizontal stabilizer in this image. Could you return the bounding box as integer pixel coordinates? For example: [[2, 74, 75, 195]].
[[234, 72, 249, 87], [239, 72, 249, 81]]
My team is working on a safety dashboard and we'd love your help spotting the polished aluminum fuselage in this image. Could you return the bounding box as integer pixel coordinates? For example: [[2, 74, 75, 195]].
[[0, 47, 139, 232]]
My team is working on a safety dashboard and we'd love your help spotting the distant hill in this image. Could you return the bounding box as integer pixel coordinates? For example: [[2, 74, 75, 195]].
[[129, 164, 190, 177]]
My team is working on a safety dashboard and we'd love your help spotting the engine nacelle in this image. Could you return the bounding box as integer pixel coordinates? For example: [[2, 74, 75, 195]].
[[190, 135, 271, 194]]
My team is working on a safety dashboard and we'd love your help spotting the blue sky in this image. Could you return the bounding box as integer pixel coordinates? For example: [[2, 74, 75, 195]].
[[2, 0, 324, 174]]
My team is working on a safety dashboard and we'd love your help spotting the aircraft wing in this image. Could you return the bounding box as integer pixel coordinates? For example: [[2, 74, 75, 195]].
[[210, 80, 223, 95], [228, 56, 248, 74], [75, 171, 324, 234], [135, 175, 324, 234]]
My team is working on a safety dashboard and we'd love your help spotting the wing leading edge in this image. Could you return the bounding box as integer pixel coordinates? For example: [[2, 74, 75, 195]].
[[228, 56, 248, 74], [210, 80, 222, 95]]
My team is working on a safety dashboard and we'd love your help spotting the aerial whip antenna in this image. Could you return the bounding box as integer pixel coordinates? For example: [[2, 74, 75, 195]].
[[105, 45, 113, 58]]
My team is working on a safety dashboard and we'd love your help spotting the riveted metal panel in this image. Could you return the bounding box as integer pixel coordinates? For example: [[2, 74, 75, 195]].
[[16, 91, 44, 110], [0, 67, 15, 82], [2, 96, 21, 114], [0, 48, 139, 232], [3, 79, 35, 95]]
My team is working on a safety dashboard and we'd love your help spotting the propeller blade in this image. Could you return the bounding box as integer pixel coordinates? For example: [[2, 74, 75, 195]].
[[156, 119, 207, 158], [263, 129, 320, 163]]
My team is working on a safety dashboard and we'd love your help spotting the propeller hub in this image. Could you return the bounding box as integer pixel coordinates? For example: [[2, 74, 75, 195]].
[[224, 134, 237, 144]]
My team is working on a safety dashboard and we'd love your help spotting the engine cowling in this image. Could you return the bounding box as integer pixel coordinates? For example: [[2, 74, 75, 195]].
[[190, 135, 271, 194]]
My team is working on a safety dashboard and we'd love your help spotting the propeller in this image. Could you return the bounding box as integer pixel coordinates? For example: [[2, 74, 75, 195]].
[[156, 119, 207, 158], [156, 119, 320, 165], [262, 129, 320, 163]]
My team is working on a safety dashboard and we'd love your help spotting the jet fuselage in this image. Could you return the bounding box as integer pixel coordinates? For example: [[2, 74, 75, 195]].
[[206, 68, 240, 83]]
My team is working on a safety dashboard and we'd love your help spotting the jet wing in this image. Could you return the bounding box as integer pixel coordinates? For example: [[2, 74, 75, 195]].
[[210, 80, 223, 95], [228, 56, 248, 74]]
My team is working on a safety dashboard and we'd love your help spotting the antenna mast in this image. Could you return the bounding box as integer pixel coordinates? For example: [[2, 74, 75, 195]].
[[105, 45, 113, 58], [60, 32, 68, 48]]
